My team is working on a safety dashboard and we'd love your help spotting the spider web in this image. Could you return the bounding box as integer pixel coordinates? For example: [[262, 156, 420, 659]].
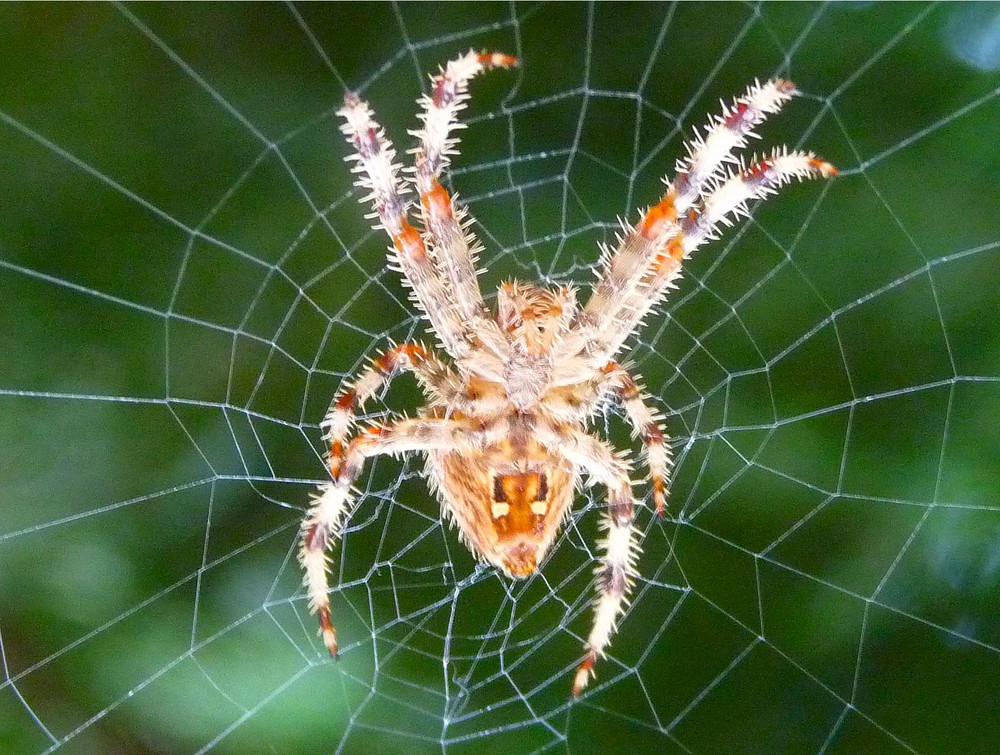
[[2, 3, 999, 752]]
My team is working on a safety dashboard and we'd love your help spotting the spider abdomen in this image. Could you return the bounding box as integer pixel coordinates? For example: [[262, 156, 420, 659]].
[[428, 437, 576, 578]]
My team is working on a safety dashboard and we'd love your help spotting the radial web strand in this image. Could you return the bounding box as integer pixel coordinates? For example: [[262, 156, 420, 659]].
[[1, 3, 999, 753]]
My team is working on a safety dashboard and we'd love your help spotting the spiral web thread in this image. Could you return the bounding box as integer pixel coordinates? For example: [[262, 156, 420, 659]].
[[1, 3, 999, 753]]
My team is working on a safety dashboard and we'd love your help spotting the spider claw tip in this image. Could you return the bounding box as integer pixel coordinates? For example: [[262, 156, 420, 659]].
[[816, 159, 839, 178], [325, 635, 339, 658], [319, 610, 339, 657], [572, 652, 596, 697]]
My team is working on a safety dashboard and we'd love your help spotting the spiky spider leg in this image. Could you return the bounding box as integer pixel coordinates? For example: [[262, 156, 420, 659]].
[[582, 80, 835, 361], [414, 51, 518, 182], [535, 423, 638, 696], [410, 50, 517, 351], [581, 81, 797, 337], [322, 342, 463, 476], [671, 79, 802, 212], [613, 148, 837, 349], [599, 362, 672, 517], [301, 417, 485, 657], [338, 94, 469, 358]]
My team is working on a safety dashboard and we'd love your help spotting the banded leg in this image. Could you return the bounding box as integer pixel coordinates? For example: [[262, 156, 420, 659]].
[[534, 424, 638, 697], [606, 148, 837, 357], [301, 417, 485, 656], [671, 79, 801, 213], [578, 196, 680, 345], [599, 363, 672, 516], [413, 51, 518, 182], [412, 51, 516, 352], [338, 95, 469, 358], [581, 80, 835, 362], [323, 342, 461, 476], [582, 80, 796, 332]]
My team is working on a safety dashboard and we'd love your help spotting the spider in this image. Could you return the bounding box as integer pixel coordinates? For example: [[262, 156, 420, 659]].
[[300, 50, 836, 697]]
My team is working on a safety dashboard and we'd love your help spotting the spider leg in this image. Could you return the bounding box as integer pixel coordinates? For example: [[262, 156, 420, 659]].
[[413, 51, 517, 184], [581, 81, 797, 336], [579, 80, 834, 362], [338, 95, 470, 358], [323, 342, 465, 476], [670, 79, 801, 213], [301, 416, 485, 657], [534, 423, 637, 697], [598, 362, 672, 517], [604, 149, 837, 358], [411, 50, 517, 356]]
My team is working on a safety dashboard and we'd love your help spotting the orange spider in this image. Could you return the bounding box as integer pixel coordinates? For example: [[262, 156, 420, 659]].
[[300, 50, 836, 696]]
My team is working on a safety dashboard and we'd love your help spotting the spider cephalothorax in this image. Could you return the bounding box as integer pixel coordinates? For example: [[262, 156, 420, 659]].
[[300, 50, 835, 697]]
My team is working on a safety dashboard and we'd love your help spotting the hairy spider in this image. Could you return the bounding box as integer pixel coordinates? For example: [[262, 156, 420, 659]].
[[300, 50, 836, 697]]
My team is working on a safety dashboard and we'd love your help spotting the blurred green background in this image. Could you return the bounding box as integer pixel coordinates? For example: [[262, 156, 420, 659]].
[[1, 3, 999, 753]]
